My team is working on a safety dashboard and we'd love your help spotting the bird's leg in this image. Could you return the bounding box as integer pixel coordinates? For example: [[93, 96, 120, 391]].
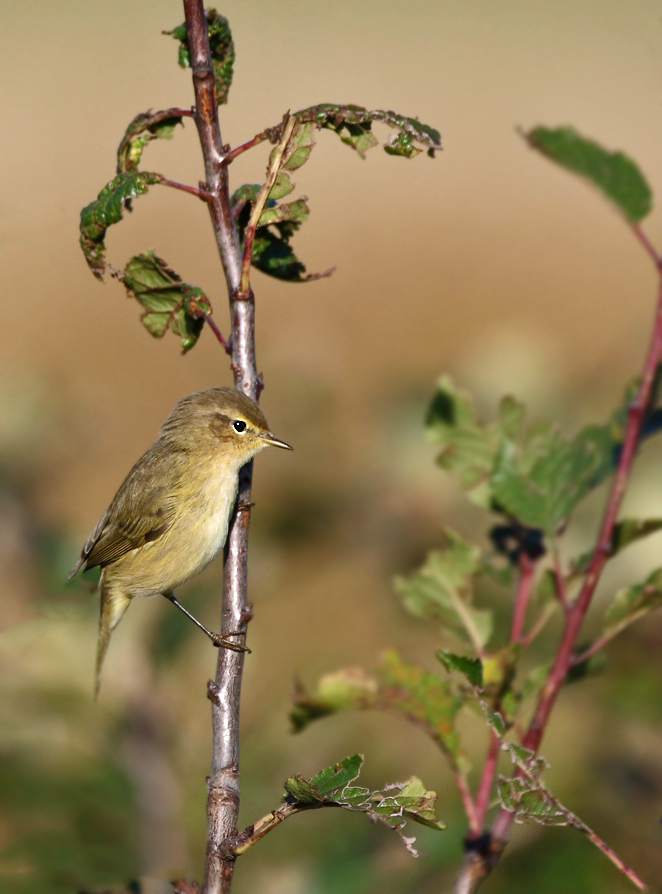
[[161, 591, 251, 653]]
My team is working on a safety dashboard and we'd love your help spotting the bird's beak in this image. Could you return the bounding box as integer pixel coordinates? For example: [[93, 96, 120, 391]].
[[260, 432, 293, 450]]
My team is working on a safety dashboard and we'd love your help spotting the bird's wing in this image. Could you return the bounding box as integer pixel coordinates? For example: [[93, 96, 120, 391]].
[[69, 447, 180, 576]]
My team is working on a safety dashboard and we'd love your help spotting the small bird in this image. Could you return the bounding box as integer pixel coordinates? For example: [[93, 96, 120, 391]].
[[69, 387, 292, 696]]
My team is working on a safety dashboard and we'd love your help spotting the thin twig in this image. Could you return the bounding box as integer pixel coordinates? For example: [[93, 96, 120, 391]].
[[222, 132, 270, 165], [206, 314, 231, 353], [474, 731, 500, 828], [455, 768, 480, 837], [510, 554, 535, 643], [160, 176, 212, 200], [239, 115, 296, 295], [569, 625, 619, 666], [552, 548, 569, 610]]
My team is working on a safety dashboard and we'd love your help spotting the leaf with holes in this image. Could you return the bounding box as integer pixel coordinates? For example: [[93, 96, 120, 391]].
[[80, 172, 163, 279], [436, 650, 483, 688], [265, 104, 441, 159], [166, 10, 234, 105], [117, 109, 184, 174], [231, 185, 332, 283], [122, 251, 211, 352], [284, 755, 444, 856]]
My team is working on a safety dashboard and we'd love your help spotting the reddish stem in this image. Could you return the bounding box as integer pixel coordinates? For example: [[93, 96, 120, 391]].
[[510, 553, 535, 643], [488, 230, 662, 860], [160, 177, 211, 200], [455, 768, 480, 837], [222, 133, 269, 165], [206, 314, 231, 353], [474, 731, 500, 827], [472, 552, 535, 831]]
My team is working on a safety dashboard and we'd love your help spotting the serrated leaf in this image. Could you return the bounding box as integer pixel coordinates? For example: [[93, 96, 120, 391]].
[[436, 650, 483, 687], [285, 754, 362, 803], [80, 172, 163, 278], [292, 651, 466, 769], [266, 104, 441, 159], [602, 567, 662, 638], [283, 755, 444, 855], [166, 9, 234, 105], [267, 171, 295, 201], [394, 529, 493, 650], [268, 120, 317, 173], [484, 707, 507, 738], [427, 377, 643, 534], [121, 250, 211, 352], [497, 770, 580, 828], [425, 377, 497, 506], [258, 198, 309, 228], [117, 108, 184, 174], [491, 417, 619, 534], [526, 126, 653, 222], [231, 185, 330, 283]]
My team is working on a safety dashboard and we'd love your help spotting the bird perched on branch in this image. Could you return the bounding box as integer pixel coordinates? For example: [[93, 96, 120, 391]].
[[69, 387, 292, 696]]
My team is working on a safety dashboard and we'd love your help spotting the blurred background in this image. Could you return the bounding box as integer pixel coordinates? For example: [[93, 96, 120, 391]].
[[2, 0, 662, 891]]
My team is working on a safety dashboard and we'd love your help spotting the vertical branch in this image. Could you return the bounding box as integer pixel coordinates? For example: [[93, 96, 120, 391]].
[[182, 2, 259, 893]]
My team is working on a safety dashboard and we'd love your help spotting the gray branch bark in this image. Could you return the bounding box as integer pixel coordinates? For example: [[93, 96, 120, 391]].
[[181, 3, 259, 892]]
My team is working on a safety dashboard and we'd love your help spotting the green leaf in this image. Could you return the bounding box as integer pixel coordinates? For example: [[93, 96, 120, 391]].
[[79, 171, 163, 279], [292, 650, 466, 768], [491, 417, 619, 534], [526, 126, 653, 222], [269, 119, 317, 173], [602, 567, 662, 637], [394, 529, 493, 649], [231, 185, 332, 283], [258, 198, 310, 228], [166, 9, 234, 105], [283, 755, 444, 856], [121, 250, 211, 352], [425, 376, 636, 530], [483, 707, 507, 738], [425, 377, 497, 506], [265, 104, 441, 160], [285, 754, 363, 803], [436, 650, 483, 687], [116, 108, 184, 174]]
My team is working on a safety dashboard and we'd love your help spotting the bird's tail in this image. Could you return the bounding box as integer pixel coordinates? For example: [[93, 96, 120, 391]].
[[95, 579, 131, 699]]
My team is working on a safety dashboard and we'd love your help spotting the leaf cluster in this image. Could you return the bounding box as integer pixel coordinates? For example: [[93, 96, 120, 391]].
[[78, 15, 440, 351], [282, 754, 443, 857], [292, 126, 662, 883]]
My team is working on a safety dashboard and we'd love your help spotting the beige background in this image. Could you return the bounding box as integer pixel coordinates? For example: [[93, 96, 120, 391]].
[[1, 2, 662, 891]]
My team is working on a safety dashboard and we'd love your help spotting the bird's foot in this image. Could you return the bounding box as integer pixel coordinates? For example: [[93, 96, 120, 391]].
[[212, 631, 251, 653]]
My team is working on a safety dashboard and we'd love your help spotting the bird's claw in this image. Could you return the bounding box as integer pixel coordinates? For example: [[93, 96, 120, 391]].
[[213, 631, 251, 653]]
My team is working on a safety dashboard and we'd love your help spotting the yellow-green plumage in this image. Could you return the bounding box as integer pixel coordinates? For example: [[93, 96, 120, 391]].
[[69, 387, 291, 697]]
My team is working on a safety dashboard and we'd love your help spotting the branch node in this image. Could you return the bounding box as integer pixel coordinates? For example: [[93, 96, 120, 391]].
[[207, 679, 222, 707]]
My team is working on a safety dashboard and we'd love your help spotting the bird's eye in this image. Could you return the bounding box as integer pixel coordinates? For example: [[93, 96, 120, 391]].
[[233, 420, 247, 433]]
